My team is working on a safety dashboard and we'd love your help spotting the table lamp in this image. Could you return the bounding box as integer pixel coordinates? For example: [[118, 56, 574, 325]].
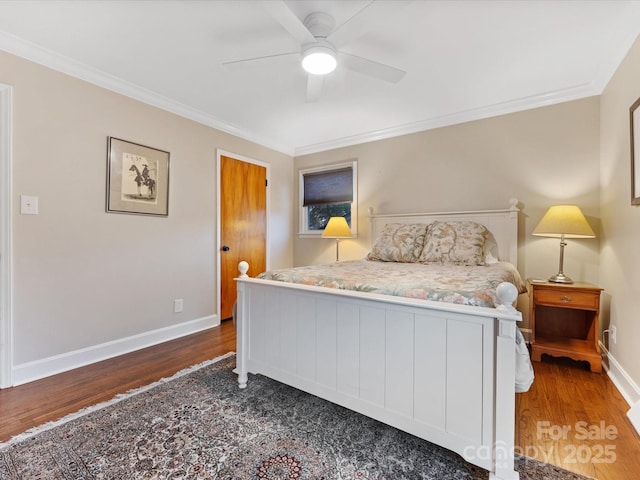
[[322, 216, 352, 262], [532, 205, 595, 284]]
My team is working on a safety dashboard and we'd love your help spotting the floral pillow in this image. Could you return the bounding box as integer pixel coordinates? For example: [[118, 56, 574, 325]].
[[367, 223, 428, 262], [418, 221, 489, 266]]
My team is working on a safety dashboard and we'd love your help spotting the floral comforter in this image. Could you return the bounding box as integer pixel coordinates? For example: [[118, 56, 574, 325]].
[[258, 259, 526, 309]]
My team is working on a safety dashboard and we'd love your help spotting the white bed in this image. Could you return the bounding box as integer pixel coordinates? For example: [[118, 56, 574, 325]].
[[234, 200, 526, 480]]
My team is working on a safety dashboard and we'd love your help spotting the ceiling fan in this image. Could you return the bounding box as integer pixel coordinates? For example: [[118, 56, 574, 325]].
[[223, 0, 410, 102]]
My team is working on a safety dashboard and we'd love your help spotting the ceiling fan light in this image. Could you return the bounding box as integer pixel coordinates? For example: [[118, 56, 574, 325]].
[[302, 45, 337, 75]]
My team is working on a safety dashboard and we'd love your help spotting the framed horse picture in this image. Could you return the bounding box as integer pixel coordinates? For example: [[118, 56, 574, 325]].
[[106, 137, 170, 216]]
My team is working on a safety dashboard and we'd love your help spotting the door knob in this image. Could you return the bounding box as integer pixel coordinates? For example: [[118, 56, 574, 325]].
[[222, 245, 230, 252]]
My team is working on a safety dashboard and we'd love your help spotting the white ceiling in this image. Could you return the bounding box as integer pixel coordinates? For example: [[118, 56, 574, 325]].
[[0, 0, 639, 156]]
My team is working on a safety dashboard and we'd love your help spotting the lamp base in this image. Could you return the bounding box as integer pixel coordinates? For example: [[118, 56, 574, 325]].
[[548, 273, 573, 284]]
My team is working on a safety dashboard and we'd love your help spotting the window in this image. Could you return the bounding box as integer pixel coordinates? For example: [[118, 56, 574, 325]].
[[299, 161, 357, 237]]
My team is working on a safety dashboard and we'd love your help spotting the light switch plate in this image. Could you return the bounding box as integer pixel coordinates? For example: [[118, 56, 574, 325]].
[[174, 298, 184, 313], [20, 195, 39, 215]]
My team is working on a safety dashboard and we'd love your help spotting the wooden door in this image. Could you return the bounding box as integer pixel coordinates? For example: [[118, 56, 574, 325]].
[[220, 155, 267, 320]]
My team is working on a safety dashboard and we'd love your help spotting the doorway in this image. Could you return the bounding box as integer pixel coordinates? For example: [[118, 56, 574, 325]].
[[217, 151, 268, 321], [0, 84, 12, 388]]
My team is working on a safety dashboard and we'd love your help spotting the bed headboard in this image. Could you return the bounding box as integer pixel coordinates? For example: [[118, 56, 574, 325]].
[[369, 198, 520, 264]]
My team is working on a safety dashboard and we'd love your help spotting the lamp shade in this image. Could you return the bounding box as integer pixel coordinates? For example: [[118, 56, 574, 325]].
[[532, 205, 595, 239], [322, 217, 352, 238]]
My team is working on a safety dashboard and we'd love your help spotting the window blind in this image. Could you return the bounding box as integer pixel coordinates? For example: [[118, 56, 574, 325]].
[[303, 167, 353, 206]]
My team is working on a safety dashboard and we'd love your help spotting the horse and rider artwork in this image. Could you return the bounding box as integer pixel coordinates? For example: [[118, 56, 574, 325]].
[[121, 152, 158, 204], [107, 137, 169, 216]]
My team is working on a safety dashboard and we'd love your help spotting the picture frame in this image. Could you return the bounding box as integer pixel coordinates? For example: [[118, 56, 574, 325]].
[[106, 137, 170, 216], [630, 97, 640, 205]]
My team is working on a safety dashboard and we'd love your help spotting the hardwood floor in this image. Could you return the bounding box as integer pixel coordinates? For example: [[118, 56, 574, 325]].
[[516, 355, 640, 479], [0, 319, 235, 443], [1, 320, 638, 479]]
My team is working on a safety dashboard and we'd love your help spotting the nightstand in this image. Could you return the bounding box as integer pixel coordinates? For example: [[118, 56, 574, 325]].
[[527, 279, 603, 373]]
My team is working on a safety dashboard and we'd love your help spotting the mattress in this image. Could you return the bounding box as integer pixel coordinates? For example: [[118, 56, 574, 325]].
[[258, 259, 526, 308]]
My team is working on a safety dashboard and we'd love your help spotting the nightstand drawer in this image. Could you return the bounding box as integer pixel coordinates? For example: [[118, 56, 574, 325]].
[[534, 289, 599, 309]]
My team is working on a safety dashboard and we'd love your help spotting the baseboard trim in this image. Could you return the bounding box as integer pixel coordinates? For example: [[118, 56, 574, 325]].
[[599, 340, 640, 437], [11, 315, 219, 386], [599, 341, 640, 406], [628, 402, 640, 437]]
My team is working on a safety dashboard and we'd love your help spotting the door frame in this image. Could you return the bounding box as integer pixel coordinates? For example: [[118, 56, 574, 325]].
[[216, 149, 270, 321], [0, 83, 13, 388]]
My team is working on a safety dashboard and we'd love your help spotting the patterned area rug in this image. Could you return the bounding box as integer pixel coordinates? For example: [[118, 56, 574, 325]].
[[0, 354, 591, 479]]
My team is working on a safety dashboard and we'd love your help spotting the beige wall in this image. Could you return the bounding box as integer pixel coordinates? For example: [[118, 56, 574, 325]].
[[600, 34, 640, 396], [1, 50, 294, 372], [294, 97, 602, 330]]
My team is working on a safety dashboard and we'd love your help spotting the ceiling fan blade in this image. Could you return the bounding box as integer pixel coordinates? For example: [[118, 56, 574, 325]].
[[339, 52, 405, 83], [222, 52, 299, 71], [327, 0, 414, 47], [305, 75, 325, 103], [261, 0, 316, 45]]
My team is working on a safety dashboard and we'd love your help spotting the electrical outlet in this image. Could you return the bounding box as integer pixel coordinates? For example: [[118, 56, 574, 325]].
[[174, 298, 184, 313], [610, 325, 617, 345]]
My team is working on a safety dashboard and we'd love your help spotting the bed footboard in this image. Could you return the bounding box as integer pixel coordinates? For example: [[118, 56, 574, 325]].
[[235, 261, 521, 480]]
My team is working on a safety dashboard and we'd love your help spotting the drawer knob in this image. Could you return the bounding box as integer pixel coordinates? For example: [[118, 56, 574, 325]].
[[560, 296, 572, 303]]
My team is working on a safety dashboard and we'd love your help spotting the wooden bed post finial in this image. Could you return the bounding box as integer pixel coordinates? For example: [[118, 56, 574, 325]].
[[495, 282, 518, 313], [238, 261, 249, 278]]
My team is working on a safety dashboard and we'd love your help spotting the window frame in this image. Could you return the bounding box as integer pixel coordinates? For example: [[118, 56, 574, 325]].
[[298, 160, 357, 238]]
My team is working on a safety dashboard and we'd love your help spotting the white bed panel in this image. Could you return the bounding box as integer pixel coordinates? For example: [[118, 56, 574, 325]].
[[385, 310, 414, 417], [280, 293, 298, 371], [296, 296, 316, 380], [316, 299, 338, 390], [336, 303, 360, 398], [264, 287, 280, 367], [249, 286, 265, 365], [414, 314, 447, 430], [359, 306, 386, 406], [446, 318, 485, 445]]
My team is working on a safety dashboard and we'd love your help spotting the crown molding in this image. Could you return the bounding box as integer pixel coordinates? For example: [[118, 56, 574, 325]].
[[293, 82, 600, 156], [0, 31, 294, 156]]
